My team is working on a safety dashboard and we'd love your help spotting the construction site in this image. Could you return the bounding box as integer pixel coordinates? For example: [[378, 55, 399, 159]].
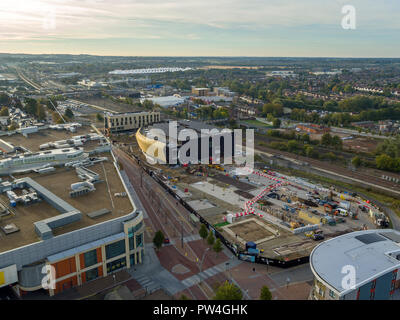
[[0, 125, 133, 254], [123, 136, 390, 262]]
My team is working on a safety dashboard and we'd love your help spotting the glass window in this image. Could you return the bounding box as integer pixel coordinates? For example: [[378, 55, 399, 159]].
[[85, 268, 99, 282], [136, 234, 143, 248], [84, 249, 98, 268], [129, 235, 135, 251], [130, 253, 135, 266], [329, 290, 335, 299], [106, 257, 126, 273], [105, 240, 126, 260]]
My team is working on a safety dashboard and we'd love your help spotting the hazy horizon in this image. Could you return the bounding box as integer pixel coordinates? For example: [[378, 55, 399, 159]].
[[1, 0, 399, 58]]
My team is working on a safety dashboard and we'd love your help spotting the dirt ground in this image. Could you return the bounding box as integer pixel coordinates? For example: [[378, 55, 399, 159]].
[[343, 137, 378, 153], [79, 97, 142, 114], [228, 220, 274, 242]]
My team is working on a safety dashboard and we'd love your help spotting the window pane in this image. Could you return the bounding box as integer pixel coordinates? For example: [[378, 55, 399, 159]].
[[105, 240, 126, 260], [84, 249, 98, 268]]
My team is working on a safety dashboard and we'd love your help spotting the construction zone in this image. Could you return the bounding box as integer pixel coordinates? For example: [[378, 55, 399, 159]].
[[121, 134, 390, 263]]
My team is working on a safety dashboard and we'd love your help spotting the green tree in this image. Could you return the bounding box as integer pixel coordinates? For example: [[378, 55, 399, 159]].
[[207, 230, 215, 246], [180, 294, 190, 300], [199, 224, 208, 241], [36, 104, 46, 120], [64, 108, 74, 119], [260, 286, 272, 300], [153, 230, 165, 250], [0, 106, 9, 117], [8, 121, 18, 131], [272, 118, 281, 128], [351, 156, 362, 168], [321, 133, 332, 146], [213, 281, 243, 300], [96, 113, 104, 122], [213, 238, 223, 257]]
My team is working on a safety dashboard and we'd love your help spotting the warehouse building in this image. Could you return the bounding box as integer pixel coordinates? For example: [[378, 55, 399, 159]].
[[310, 229, 400, 300]]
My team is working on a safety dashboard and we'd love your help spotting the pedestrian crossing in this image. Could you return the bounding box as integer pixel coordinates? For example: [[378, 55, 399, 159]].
[[134, 274, 160, 293], [181, 262, 234, 288]]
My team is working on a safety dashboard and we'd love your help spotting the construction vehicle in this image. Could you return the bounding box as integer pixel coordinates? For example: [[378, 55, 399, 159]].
[[334, 208, 348, 217], [321, 215, 336, 226], [290, 221, 300, 229], [305, 229, 324, 240]]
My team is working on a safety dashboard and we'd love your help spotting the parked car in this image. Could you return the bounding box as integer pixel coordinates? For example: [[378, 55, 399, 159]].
[[163, 238, 170, 244]]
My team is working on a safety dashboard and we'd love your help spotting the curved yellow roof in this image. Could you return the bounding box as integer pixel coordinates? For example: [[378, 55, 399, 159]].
[[135, 129, 167, 163]]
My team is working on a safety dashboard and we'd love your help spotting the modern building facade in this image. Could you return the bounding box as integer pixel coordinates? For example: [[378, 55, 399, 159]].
[[0, 152, 145, 297], [104, 111, 161, 134], [310, 229, 400, 300]]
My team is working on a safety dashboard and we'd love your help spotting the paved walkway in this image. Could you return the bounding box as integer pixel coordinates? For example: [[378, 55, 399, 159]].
[[181, 256, 242, 288]]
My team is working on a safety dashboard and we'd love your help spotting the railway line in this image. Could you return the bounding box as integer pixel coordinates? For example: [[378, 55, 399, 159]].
[[255, 145, 400, 196]]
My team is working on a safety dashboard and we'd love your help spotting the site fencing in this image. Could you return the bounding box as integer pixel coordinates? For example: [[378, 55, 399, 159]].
[[131, 153, 309, 269]]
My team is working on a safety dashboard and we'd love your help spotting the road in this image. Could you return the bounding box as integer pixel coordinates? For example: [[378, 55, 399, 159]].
[[113, 147, 199, 261]]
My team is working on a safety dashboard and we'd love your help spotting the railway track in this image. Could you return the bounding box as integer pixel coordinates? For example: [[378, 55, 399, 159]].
[[255, 145, 400, 195]]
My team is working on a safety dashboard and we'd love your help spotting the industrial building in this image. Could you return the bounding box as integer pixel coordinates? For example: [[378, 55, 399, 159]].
[[310, 229, 400, 300], [104, 111, 161, 134]]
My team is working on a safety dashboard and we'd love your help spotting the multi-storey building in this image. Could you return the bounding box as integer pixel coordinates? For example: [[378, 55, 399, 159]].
[[104, 111, 160, 134], [0, 150, 144, 297], [310, 229, 400, 300]]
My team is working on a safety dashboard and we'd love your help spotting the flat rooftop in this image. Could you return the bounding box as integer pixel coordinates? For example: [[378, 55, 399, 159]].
[[0, 159, 133, 253], [310, 229, 400, 295], [0, 125, 98, 153], [0, 126, 133, 253]]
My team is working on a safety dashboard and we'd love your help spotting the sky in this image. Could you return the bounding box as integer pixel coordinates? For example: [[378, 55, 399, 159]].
[[0, 0, 399, 57]]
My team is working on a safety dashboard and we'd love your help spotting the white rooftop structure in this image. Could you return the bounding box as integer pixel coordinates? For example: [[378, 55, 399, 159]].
[[310, 229, 400, 296]]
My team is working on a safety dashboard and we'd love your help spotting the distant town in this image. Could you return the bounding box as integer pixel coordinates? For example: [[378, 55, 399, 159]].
[[1, 54, 400, 302]]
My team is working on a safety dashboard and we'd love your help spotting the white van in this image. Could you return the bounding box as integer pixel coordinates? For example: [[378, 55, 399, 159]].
[[335, 208, 348, 217]]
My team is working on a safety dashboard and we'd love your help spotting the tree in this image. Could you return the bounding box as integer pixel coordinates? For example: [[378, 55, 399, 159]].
[[351, 156, 362, 168], [0, 106, 9, 117], [96, 113, 104, 122], [213, 238, 223, 257], [199, 224, 208, 241], [8, 121, 18, 131], [64, 108, 74, 119], [213, 281, 243, 300], [260, 286, 272, 300], [321, 133, 332, 146], [272, 118, 281, 128], [153, 230, 165, 250], [36, 104, 46, 120], [180, 294, 190, 300], [207, 230, 215, 246]]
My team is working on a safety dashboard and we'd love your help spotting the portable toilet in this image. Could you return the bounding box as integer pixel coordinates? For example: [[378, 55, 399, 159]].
[[246, 241, 257, 251], [227, 213, 234, 224]]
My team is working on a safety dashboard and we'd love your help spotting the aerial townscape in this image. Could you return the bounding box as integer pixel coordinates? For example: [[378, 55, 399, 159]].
[[0, 0, 400, 309]]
